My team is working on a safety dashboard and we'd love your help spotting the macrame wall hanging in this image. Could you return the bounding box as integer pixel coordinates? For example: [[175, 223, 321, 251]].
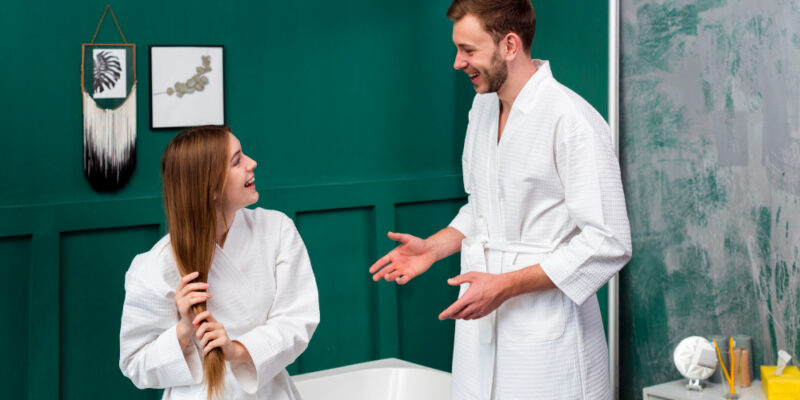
[[81, 5, 136, 192]]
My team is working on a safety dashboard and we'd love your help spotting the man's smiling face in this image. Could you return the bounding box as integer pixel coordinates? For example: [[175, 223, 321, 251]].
[[452, 14, 509, 94]]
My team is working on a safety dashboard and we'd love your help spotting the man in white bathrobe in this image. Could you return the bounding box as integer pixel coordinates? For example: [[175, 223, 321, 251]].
[[369, 1, 632, 399]]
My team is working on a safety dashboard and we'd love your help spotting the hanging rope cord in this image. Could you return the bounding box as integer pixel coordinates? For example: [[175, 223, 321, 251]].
[[81, 4, 136, 108], [81, 4, 137, 193], [90, 5, 127, 44]]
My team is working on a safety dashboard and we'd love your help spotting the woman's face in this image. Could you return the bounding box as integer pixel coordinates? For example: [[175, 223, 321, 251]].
[[219, 132, 259, 212]]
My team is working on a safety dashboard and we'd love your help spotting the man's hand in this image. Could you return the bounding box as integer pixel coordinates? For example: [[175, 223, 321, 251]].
[[369, 232, 436, 285], [439, 272, 511, 320]]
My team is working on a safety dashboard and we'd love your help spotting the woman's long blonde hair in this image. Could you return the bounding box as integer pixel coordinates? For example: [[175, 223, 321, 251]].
[[161, 125, 230, 399]]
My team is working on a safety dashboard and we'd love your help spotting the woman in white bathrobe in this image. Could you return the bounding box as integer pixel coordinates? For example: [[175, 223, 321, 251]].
[[119, 125, 319, 400]]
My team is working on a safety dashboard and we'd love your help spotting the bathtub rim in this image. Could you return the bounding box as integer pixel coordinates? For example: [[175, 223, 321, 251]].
[[291, 358, 450, 383]]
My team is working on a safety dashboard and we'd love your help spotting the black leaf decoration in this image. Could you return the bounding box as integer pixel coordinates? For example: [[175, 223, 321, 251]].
[[93, 51, 122, 93]]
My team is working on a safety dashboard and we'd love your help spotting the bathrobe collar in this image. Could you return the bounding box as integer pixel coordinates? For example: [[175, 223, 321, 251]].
[[511, 59, 552, 115], [216, 209, 245, 258]]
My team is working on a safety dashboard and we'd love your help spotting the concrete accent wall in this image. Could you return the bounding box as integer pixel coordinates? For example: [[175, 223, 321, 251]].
[[620, 0, 800, 397]]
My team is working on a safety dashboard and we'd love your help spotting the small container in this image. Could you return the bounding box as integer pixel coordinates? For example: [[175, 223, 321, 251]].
[[761, 365, 800, 399], [738, 349, 751, 388]]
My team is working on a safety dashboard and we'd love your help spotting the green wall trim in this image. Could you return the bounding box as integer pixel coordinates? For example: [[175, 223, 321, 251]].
[[1, 198, 164, 237], [374, 202, 400, 358], [0, 175, 464, 237], [29, 232, 59, 400]]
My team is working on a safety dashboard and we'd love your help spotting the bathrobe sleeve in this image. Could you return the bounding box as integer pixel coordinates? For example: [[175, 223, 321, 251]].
[[449, 103, 477, 238], [538, 117, 632, 306], [118, 255, 203, 389], [450, 202, 475, 237], [230, 214, 320, 394]]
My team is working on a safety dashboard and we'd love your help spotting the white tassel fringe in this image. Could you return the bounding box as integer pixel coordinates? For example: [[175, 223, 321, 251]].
[[83, 83, 137, 191]]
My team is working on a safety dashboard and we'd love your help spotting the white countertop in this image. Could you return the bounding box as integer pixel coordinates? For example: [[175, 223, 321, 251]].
[[643, 379, 765, 400]]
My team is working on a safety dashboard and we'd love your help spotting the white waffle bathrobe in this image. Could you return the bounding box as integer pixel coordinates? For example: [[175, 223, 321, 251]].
[[449, 60, 632, 400], [119, 208, 319, 399]]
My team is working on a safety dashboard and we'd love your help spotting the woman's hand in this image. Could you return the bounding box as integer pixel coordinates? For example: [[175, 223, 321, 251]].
[[174, 271, 212, 349], [193, 311, 252, 363]]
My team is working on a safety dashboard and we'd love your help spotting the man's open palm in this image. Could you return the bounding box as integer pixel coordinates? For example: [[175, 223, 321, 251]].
[[368, 232, 436, 285]]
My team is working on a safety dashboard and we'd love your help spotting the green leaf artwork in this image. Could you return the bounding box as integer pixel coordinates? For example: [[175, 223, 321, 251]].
[[166, 55, 211, 97]]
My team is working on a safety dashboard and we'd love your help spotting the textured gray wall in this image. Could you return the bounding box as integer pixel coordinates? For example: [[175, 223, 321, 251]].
[[619, 0, 800, 397]]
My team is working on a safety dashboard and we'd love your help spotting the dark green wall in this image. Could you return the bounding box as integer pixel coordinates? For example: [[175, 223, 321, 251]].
[[0, 1, 608, 399]]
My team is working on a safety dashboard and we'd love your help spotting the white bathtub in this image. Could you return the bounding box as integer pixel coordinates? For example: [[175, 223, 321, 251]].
[[291, 358, 451, 400]]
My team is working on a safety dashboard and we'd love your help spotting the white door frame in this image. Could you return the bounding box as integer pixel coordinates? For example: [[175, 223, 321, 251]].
[[607, 0, 621, 399]]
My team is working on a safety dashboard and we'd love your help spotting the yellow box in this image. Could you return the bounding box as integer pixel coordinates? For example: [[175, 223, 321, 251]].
[[761, 365, 800, 399]]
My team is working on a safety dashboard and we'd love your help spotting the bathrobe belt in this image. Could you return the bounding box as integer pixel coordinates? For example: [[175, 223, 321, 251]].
[[468, 215, 563, 344]]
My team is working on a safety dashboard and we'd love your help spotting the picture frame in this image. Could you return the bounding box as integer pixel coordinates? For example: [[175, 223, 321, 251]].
[[82, 43, 136, 108], [149, 45, 225, 129]]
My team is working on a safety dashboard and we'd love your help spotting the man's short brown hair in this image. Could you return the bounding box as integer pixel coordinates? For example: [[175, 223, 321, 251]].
[[447, 0, 536, 52]]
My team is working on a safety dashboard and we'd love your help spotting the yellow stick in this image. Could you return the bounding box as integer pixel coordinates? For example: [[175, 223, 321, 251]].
[[729, 337, 735, 394], [713, 339, 735, 392]]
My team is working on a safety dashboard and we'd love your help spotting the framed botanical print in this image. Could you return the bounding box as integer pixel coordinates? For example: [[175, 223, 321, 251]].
[[149, 45, 225, 129], [84, 44, 135, 101]]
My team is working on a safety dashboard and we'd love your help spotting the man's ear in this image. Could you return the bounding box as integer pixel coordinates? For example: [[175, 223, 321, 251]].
[[502, 32, 523, 60]]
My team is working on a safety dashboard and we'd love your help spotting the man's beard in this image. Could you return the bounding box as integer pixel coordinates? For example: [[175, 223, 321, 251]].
[[483, 48, 508, 93]]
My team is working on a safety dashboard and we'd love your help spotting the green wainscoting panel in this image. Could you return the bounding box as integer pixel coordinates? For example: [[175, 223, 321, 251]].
[[1, 0, 611, 398], [395, 199, 465, 372], [0, 236, 31, 399], [292, 207, 380, 373], [59, 225, 162, 400], [597, 280, 609, 337]]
